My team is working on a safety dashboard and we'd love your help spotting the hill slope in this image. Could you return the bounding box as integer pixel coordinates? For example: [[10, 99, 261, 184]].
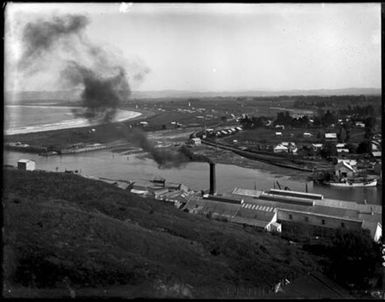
[[3, 168, 321, 298]]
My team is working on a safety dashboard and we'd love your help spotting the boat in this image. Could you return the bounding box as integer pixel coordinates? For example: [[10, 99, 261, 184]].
[[39, 151, 58, 156], [327, 178, 377, 187]]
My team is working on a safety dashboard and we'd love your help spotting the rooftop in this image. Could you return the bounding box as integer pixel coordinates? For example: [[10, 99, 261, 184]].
[[18, 159, 34, 163]]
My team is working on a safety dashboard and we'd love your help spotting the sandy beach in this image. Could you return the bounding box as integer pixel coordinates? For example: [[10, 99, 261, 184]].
[[5, 106, 142, 135]]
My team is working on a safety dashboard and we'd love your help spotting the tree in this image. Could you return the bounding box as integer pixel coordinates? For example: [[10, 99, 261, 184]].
[[320, 142, 337, 158], [338, 127, 347, 142], [322, 110, 337, 127], [364, 117, 376, 139], [357, 140, 371, 154]]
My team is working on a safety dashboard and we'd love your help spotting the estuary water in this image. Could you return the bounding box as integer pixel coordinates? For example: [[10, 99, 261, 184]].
[[4, 150, 381, 205]]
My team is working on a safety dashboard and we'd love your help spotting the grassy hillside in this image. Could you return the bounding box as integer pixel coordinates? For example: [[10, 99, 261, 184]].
[[3, 168, 321, 298]]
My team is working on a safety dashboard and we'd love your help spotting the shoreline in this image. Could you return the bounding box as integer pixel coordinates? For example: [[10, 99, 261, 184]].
[[5, 106, 143, 136]]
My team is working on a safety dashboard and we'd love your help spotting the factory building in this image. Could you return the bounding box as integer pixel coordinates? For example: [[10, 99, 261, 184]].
[[232, 188, 382, 242], [182, 162, 382, 241]]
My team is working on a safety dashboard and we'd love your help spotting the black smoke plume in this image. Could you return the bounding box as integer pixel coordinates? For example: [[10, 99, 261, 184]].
[[19, 14, 89, 72], [18, 13, 196, 168], [18, 14, 144, 123], [117, 125, 191, 168], [63, 62, 130, 122]]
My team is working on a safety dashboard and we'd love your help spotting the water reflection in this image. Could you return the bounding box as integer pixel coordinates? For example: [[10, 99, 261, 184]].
[[4, 150, 381, 204]]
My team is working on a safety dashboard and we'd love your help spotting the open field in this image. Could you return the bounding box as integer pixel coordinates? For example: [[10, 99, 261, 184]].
[[221, 127, 367, 146]]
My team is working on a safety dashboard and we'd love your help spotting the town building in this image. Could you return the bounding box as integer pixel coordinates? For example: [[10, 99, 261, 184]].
[[336, 143, 349, 154], [274, 144, 288, 153], [337, 158, 357, 167], [334, 161, 357, 178], [189, 137, 201, 145], [182, 186, 382, 242], [324, 133, 337, 141], [355, 121, 365, 128], [232, 188, 382, 242], [371, 140, 381, 151], [17, 159, 36, 171], [312, 143, 323, 151], [372, 151, 382, 159]]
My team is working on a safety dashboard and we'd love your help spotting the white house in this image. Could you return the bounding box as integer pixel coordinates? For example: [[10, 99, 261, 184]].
[[335, 161, 357, 178], [371, 141, 380, 151], [274, 144, 289, 153], [17, 159, 36, 171], [303, 132, 313, 137], [325, 133, 337, 140], [355, 121, 365, 128], [312, 143, 323, 151], [337, 159, 357, 167], [189, 138, 201, 145], [336, 143, 349, 154], [139, 121, 149, 126], [372, 151, 382, 158], [275, 132, 282, 136]]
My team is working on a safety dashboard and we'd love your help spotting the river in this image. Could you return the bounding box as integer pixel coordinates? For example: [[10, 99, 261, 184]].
[[4, 150, 381, 205]]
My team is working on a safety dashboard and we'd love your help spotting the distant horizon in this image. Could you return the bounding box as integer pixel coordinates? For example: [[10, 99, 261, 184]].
[[5, 86, 382, 93]]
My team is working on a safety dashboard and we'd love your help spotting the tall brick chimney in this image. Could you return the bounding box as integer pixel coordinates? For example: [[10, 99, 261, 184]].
[[209, 162, 216, 195]]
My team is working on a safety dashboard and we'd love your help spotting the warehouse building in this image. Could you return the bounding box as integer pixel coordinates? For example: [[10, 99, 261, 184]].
[[232, 188, 382, 242]]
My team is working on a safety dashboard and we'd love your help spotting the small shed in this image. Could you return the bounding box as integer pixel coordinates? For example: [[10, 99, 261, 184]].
[[17, 159, 36, 171], [275, 132, 282, 136], [303, 132, 313, 137]]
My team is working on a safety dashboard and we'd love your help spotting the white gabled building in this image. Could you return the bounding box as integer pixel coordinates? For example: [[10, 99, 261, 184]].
[[325, 133, 337, 140], [189, 138, 201, 145], [274, 144, 288, 153], [17, 159, 36, 171]]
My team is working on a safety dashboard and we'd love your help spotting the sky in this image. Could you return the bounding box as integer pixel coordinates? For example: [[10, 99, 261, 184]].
[[4, 3, 381, 92]]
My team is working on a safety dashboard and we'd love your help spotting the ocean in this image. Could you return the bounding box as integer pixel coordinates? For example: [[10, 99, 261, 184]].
[[4, 105, 141, 135]]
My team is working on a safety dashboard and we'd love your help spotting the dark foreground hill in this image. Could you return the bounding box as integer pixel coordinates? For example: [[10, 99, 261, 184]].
[[3, 168, 322, 298]]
